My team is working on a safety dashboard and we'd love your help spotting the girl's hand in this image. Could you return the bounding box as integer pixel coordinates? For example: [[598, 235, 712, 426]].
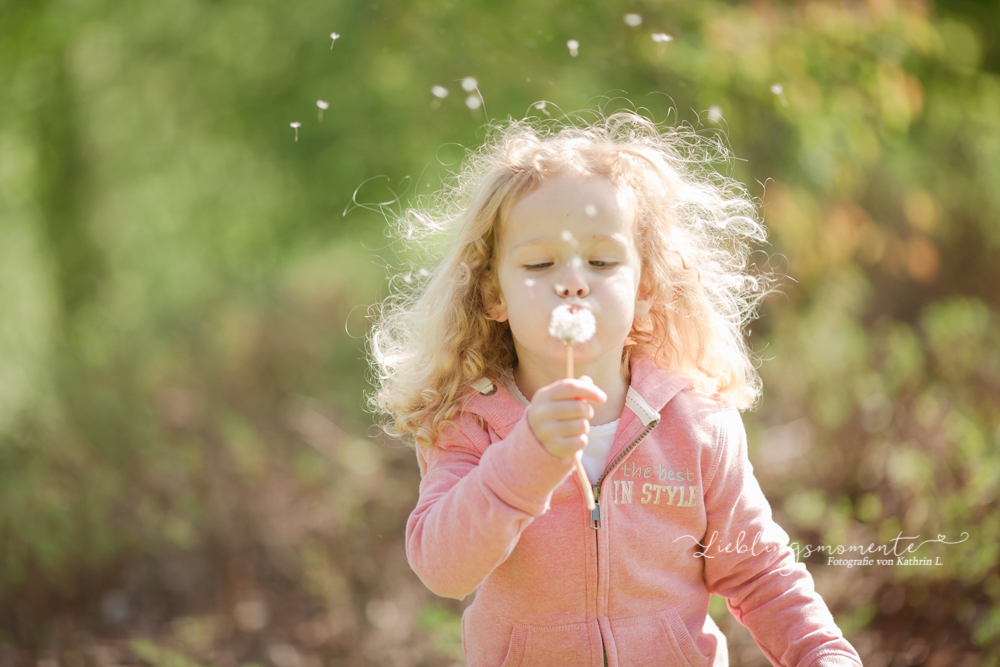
[[527, 376, 608, 459]]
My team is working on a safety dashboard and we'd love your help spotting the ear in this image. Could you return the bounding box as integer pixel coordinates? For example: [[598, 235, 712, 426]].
[[487, 297, 509, 323], [634, 273, 654, 319], [482, 269, 509, 323]]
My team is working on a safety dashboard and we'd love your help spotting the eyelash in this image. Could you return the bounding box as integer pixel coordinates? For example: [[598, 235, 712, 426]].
[[523, 260, 616, 270]]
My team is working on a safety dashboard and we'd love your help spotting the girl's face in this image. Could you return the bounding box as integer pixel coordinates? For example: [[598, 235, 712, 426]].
[[487, 173, 653, 382]]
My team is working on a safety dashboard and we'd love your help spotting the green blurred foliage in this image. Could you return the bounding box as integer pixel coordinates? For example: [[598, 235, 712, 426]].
[[1, 0, 999, 662]]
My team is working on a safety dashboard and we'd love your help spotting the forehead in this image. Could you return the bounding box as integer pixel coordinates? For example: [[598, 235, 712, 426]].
[[502, 174, 634, 248]]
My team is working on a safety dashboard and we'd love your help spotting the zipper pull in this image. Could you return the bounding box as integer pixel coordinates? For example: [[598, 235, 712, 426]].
[[590, 485, 601, 530]]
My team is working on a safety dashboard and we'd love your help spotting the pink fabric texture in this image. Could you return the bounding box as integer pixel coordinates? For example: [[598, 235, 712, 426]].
[[406, 357, 863, 667]]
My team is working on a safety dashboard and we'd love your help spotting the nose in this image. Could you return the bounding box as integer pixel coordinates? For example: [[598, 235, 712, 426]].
[[554, 258, 589, 299]]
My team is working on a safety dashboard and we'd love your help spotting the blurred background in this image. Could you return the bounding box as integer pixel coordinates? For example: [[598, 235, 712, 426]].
[[1, 0, 998, 665]]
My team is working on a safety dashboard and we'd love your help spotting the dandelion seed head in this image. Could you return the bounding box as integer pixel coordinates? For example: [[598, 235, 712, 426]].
[[461, 77, 478, 92], [770, 84, 784, 95], [290, 122, 301, 129], [330, 32, 340, 41], [584, 204, 597, 217], [548, 305, 596, 344], [567, 39, 580, 57], [465, 95, 482, 110], [431, 85, 449, 98], [624, 13, 643, 27], [652, 33, 673, 43], [707, 106, 723, 124], [535, 101, 546, 110], [316, 100, 329, 110]]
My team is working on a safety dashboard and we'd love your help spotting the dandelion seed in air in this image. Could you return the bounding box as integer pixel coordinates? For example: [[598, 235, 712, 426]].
[[567, 39, 580, 57], [431, 85, 449, 98], [461, 77, 478, 92], [624, 13, 643, 27], [316, 100, 329, 121], [330, 32, 340, 48], [707, 106, 723, 124], [290, 122, 301, 142], [770, 83, 789, 107], [652, 33, 673, 43], [585, 204, 597, 217], [535, 101, 551, 117], [465, 95, 482, 110], [560, 230, 579, 248]]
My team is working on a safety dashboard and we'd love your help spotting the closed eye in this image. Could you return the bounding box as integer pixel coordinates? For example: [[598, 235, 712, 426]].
[[589, 260, 618, 268], [524, 262, 553, 270]]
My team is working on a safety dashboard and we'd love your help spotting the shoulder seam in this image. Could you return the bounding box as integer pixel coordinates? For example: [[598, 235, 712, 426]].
[[702, 397, 735, 494]]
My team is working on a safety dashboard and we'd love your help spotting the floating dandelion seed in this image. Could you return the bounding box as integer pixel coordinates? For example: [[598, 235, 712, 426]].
[[431, 85, 449, 98], [525, 279, 535, 287], [289, 122, 301, 142], [535, 101, 551, 117], [624, 13, 643, 27], [707, 106, 723, 124], [316, 100, 329, 121], [567, 39, 580, 57], [770, 83, 789, 107], [560, 230, 576, 244], [465, 95, 482, 110], [329, 32, 340, 48], [652, 33, 673, 43], [584, 204, 597, 217], [461, 77, 478, 92]]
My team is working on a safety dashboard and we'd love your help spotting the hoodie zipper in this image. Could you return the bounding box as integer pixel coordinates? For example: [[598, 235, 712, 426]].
[[590, 417, 659, 666], [590, 419, 658, 530]]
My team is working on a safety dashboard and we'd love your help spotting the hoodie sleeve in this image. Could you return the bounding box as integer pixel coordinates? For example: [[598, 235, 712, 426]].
[[702, 405, 863, 667], [405, 409, 576, 600]]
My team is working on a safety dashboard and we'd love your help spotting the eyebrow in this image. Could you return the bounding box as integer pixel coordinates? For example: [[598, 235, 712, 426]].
[[510, 234, 628, 251]]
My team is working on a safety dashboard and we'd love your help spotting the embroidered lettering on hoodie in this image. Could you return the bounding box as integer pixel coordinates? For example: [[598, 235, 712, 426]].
[[612, 480, 699, 507], [620, 461, 695, 482]]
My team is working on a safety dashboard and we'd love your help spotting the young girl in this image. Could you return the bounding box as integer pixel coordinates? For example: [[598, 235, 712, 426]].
[[369, 112, 862, 667]]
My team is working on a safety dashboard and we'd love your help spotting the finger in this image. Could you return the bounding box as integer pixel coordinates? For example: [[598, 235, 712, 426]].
[[548, 434, 589, 458], [533, 397, 593, 420], [540, 379, 607, 404], [551, 418, 589, 438], [530, 400, 586, 423], [532, 415, 589, 441]]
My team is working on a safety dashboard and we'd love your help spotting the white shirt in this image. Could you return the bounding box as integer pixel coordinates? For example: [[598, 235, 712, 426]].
[[499, 372, 620, 484]]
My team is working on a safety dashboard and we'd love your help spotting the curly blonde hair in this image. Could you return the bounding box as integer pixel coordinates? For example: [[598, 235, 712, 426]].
[[369, 111, 772, 448]]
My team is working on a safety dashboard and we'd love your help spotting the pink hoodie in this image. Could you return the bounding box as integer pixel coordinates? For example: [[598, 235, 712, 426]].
[[406, 357, 863, 667]]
